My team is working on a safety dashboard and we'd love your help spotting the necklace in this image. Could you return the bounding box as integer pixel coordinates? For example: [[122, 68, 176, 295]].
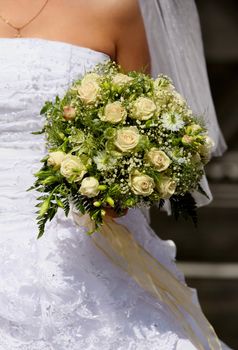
[[0, 0, 50, 38]]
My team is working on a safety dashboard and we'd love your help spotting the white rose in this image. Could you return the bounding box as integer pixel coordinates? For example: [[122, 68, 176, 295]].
[[190, 153, 203, 169], [79, 177, 100, 198], [154, 89, 172, 106], [112, 73, 133, 86], [47, 151, 66, 169], [132, 97, 157, 120], [114, 126, 140, 152], [157, 176, 176, 199], [182, 135, 194, 145], [63, 106, 76, 121], [186, 124, 202, 134], [204, 136, 215, 150], [145, 148, 171, 172], [154, 76, 174, 92], [199, 136, 215, 164], [129, 170, 155, 196], [100, 101, 127, 123], [81, 73, 101, 84], [60, 154, 87, 181], [78, 81, 100, 104]]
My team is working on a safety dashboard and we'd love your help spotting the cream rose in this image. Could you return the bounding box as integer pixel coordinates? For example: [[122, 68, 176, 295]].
[[79, 177, 100, 198], [190, 153, 203, 169], [129, 170, 155, 196], [112, 73, 133, 86], [146, 148, 171, 172], [182, 135, 194, 145], [47, 151, 66, 169], [153, 77, 174, 106], [81, 73, 101, 84], [186, 124, 202, 134], [63, 106, 76, 121], [154, 89, 172, 106], [154, 77, 174, 92], [100, 101, 127, 123], [204, 136, 215, 150], [60, 155, 87, 181], [157, 176, 176, 199], [132, 97, 157, 120], [114, 126, 140, 152], [78, 81, 100, 104], [199, 136, 215, 164]]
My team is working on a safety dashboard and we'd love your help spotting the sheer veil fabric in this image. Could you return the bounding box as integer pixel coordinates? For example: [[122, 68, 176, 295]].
[[138, 0, 227, 157], [138, 0, 227, 211]]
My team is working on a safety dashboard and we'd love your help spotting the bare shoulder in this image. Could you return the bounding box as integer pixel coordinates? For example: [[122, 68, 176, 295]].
[[69, 0, 139, 16], [87, 0, 141, 23], [93, 0, 150, 72], [64, 0, 150, 71]]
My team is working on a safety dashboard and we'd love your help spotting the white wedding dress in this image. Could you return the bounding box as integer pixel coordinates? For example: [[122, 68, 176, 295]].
[[0, 38, 231, 350]]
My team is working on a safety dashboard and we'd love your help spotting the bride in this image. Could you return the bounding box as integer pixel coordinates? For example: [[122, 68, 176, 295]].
[[0, 0, 231, 349]]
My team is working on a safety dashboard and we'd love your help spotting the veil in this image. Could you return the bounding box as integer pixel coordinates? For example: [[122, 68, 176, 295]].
[[138, 0, 227, 214], [138, 0, 227, 157]]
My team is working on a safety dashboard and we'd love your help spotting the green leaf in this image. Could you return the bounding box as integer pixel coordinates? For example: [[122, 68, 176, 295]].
[[31, 128, 45, 135], [26, 185, 36, 192], [55, 196, 65, 208], [170, 192, 198, 226], [40, 103, 51, 115], [39, 197, 51, 217], [41, 175, 60, 186], [158, 199, 165, 209]]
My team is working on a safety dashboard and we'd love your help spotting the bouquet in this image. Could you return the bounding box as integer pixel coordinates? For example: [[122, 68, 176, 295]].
[[31, 61, 213, 238]]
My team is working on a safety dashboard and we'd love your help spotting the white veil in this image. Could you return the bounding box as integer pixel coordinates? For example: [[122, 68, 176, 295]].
[[138, 0, 227, 214], [139, 0, 227, 156]]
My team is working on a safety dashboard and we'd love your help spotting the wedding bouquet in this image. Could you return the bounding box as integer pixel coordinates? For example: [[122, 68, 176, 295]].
[[31, 61, 213, 238]]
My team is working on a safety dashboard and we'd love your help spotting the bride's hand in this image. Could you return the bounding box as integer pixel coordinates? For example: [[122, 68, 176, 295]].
[[105, 207, 128, 218]]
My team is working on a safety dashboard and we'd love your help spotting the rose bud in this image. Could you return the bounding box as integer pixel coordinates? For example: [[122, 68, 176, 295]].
[[182, 135, 194, 145], [63, 106, 76, 121]]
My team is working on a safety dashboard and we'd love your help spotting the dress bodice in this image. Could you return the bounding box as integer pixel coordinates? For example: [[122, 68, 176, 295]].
[[0, 38, 109, 151], [0, 38, 109, 217]]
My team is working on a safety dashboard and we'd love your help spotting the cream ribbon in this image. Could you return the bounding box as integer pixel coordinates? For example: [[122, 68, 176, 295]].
[[72, 212, 222, 350]]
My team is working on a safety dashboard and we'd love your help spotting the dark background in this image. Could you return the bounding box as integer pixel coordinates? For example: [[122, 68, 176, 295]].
[[151, 0, 238, 348]]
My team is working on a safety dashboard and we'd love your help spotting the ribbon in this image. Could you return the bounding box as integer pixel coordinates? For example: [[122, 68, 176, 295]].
[[72, 211, 221, 350]]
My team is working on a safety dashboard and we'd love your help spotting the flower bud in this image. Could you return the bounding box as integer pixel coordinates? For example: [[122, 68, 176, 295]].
[[93, 201, 102, 207], [98, 184, 107, 191], [106, 197, 115, 207], [182, 135, 194, 145], [63, 106, 76, 121]]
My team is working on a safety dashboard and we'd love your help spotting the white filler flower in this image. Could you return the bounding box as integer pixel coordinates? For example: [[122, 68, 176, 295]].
[[161, 112, 185, 131]]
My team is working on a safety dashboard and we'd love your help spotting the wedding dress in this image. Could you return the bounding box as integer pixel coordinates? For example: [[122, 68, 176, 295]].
[[0, 38, 231, 350]]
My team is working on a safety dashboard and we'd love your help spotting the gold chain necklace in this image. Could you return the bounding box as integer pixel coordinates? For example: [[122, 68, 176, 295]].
[[0, 0, 50, 38]]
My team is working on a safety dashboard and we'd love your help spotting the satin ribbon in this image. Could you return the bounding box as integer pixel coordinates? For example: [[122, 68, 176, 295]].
[[72, 211, 221, 350]]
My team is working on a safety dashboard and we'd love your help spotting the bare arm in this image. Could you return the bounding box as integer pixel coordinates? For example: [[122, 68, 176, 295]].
[[109, 0, 151, 74]]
